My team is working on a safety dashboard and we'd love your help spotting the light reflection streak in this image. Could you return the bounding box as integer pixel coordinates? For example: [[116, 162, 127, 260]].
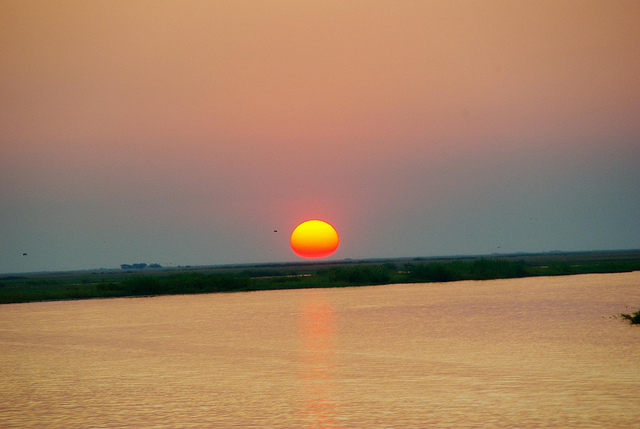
[[298, 293, 338, 428]]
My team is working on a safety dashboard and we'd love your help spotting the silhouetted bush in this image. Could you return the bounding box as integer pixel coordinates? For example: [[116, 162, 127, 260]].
[[620, 310, 640, 325]]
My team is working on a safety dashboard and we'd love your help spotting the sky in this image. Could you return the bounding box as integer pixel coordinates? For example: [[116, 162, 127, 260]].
[[1, 0, 639, 273]]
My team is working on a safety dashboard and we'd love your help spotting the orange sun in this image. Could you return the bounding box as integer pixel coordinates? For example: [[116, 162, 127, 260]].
[[290, 220, 339, 258]]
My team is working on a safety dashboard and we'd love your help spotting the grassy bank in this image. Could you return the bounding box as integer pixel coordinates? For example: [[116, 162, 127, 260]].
[[1, 251, 640, 304]]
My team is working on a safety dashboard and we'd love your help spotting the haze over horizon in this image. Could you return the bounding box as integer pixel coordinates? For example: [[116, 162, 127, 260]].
[[2, 1, 639, 274]]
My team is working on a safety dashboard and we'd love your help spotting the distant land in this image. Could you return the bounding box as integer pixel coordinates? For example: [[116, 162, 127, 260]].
[[1, 249, 639, 305]]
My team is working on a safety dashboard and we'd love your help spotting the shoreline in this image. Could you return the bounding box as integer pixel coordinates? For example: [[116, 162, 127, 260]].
[[1, 250, 640, 305]]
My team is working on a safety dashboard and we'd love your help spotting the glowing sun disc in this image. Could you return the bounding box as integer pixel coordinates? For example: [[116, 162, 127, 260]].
[[290, 220, 339, 258]]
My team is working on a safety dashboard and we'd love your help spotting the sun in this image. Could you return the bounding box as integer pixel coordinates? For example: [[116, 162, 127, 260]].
[[290, 220, 339, 258]]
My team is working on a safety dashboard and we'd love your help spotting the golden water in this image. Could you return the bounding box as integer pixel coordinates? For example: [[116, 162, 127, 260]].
[[1, 272, 639, 428]]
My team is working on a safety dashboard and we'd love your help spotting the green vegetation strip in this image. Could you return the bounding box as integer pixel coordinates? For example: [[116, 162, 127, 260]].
[[1, 258, 639, 305]]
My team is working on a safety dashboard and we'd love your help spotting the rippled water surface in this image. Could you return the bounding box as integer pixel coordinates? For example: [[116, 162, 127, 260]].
[[1, 272, 639, 428]]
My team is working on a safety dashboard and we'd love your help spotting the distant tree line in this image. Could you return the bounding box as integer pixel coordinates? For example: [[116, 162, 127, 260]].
[[120, 263, 162, 270], [2, 257, 640, 304]]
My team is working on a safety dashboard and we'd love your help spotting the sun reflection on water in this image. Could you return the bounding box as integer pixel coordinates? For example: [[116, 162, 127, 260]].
[[299, 293, 338, 428]]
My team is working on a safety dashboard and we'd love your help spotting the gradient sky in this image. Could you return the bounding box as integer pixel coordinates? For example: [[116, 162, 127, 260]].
[[1, 0, 639, 273]]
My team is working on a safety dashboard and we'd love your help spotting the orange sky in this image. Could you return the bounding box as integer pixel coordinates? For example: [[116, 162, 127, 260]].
[[1, 1, 639, 272]]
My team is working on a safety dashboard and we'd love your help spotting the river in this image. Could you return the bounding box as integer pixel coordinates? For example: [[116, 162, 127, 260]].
[[1, 272, 639, 428]]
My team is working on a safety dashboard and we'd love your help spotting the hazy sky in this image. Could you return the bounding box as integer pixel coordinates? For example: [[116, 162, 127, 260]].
[[2, 1, 639, 273]]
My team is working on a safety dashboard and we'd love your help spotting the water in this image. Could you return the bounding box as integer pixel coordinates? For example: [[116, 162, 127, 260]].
[[1, 272, 639, 428]]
